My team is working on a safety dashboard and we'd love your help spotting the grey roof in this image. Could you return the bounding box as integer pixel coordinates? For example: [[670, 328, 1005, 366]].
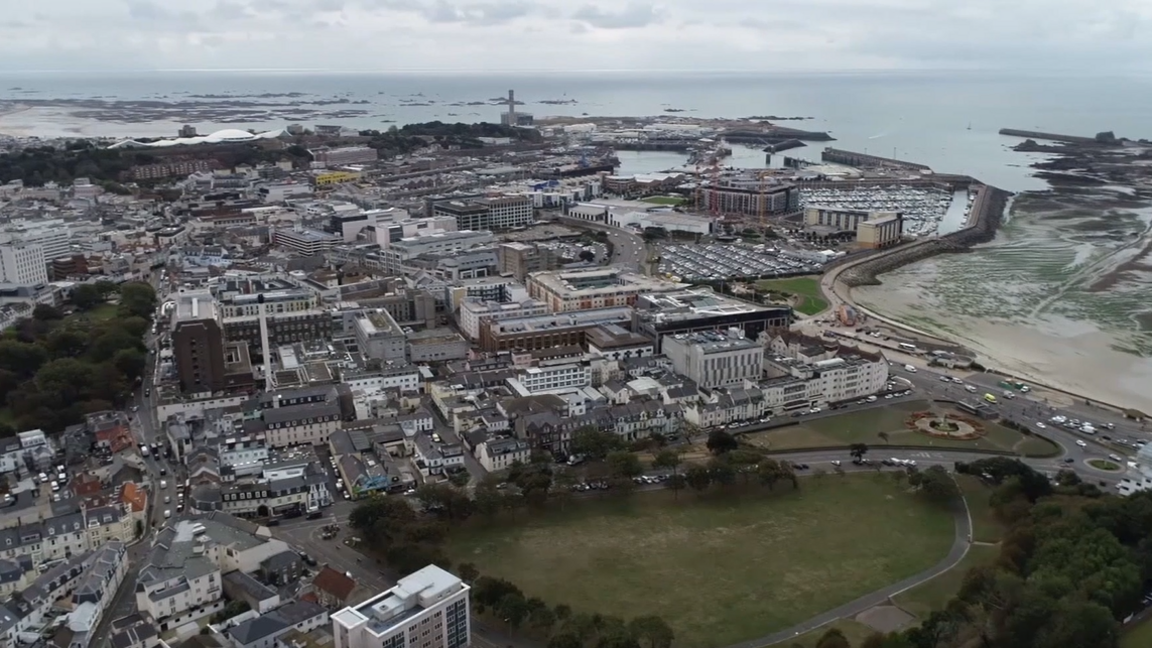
[[0, 604, 19, 634], [228, 614, 289, 646], [139, 516, 266, 589], [110, 621, 158, 648], [260, 551, 301, 573], [0, 557, 29, 585], [222, 570, 278, 602], [262, 401, 341, 425], [273, 599, 326, 626]]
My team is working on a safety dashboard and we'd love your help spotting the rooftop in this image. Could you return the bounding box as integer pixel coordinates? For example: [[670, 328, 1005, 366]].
[[173, 290, 218, 323], [335, 565, 466, 636]]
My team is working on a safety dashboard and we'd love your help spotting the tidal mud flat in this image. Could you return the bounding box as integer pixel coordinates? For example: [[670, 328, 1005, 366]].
[[854, 136, 1152, 413]]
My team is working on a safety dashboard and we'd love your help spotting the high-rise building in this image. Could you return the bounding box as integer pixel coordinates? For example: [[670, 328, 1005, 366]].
[[0, 242, 47, 286], [171, 290, 227, 394], [333, 565, 470, 648]]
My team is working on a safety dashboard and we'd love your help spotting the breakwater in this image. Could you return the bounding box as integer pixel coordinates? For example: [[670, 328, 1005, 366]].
[[997, 128, 1102, 145], [821, 147, 932, 171], [839, 185, 1009, 287]]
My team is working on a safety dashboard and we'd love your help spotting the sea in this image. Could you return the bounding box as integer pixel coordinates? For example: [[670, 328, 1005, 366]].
[[2, 70, 1151, 192]]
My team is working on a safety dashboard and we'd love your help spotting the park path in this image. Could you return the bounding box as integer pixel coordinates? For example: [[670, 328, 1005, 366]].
[[722, 499, 974, 648]]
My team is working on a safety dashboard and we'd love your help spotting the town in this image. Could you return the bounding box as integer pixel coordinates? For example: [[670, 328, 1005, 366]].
[[0, 93, 1149, 648]]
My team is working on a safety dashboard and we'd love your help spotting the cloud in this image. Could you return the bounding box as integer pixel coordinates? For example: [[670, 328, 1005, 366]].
[[0, 0, 1145, 73], [571, 3, 663, 30]]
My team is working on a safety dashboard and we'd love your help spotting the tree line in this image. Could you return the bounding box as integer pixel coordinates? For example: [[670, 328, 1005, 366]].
[[0, 281, 156, 433], [804, 457, 1152, 648]]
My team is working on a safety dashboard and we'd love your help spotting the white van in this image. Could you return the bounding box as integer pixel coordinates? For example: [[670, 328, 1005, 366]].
[[50, 480, 60, 492], [904, 364, 917, 373]]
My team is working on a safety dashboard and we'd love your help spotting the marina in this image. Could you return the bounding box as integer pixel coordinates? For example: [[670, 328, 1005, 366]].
[[798, 185, 974, 238]]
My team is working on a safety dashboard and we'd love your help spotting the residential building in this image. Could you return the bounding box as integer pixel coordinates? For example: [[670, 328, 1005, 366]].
[[312, 566, 357, 609], [475, 438, 530, 472], [496, 242, 560, 282], [662, 330, 764, 389], [171, 290, 228, 394], [332, 565, 469, 648], [698, 175, 799, 216], [432, 196, 533, 230]]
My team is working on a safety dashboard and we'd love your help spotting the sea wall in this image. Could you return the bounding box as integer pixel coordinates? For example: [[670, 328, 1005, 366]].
[[997, 128, 1099, 145]]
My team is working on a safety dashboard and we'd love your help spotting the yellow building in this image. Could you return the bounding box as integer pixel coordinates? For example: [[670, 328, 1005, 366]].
[[856, 213, 904, 249], [314, 171, 362, 187]]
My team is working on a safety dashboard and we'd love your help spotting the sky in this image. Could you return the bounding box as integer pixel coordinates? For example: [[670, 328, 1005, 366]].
[[0, 0, 1148, 73]]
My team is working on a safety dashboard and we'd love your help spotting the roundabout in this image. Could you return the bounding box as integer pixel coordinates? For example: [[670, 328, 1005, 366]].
[[1087, 458, 1122, 472], [908, 411, 985, 441]]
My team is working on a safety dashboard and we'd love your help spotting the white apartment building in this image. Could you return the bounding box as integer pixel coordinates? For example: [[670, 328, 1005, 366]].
[[136, 517, 292, 630], [0, 242, 47, 286], [526, 268, 686, 313], [333, 565, 470, 648], [380, 230, 495, 273], [342, 365, 422, 393], [663, 330, 764, 389], [512, 363, 591, 394], [476, 438, 530, 472], [457, 297, 548, 340]]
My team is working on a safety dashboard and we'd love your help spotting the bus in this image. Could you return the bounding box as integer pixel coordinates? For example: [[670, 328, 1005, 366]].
[[898, 343, 917, 352], [983, 393, 998, 404]]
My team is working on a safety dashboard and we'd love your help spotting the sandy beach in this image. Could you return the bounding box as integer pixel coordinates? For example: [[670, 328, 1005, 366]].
[[852, 272, 1152, 414]]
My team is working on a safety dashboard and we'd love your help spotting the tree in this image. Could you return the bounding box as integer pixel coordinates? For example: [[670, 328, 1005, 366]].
[[725, 449, 763, 484], [0, 340, 48, 378], [628, 616, 674, 648], [44, 328, 88, 360], [457, 563, 479, 583], [579, 249, 595, 262], [530, 606, 558, 635], [32, 304, 63, 321], [914, 465, 960, 503], [548, 633, 583, 648], [815, 628, 851, 648], [70, 284, 104, 310], [118, 282, 157, 320], [607, 451, 644, 479], [571, 428, 625, 460], [652, 449, 682, 476], [496, 593, 529, 630], [758, 459, 783, 490], [706, 430, 738, 455], [666, 474, 687, 500], [878, 431, 890, 444], [90, 329, 143, 362], [554, 604, 572, 622], [685, 466, 712, 493], [707, 458, 736, 487], [850, 443, 869, 462]]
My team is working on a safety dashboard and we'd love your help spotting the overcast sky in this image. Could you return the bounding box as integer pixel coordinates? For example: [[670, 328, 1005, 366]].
[[0, 0, 1148, 73]]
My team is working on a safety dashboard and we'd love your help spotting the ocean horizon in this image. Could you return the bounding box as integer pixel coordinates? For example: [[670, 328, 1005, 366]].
[[3, 70, 1151, 192]]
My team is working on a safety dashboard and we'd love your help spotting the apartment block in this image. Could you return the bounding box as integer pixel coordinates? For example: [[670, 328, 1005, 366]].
[[0, 242, 47, 286], [432, 196, 533, 231], [663, 330, 764, 389], [333, 565, 470, 648]]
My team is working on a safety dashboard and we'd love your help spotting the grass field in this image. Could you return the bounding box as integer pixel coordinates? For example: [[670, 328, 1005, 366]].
[[1122, 616, 1152, 648], [66, 302, 118, 322], [790, 620, 878, 648], [744, 401, 1059, 457], [445, 477, 955, 648], [755, 277, 829, 316], [892, 544, 999, 619], [641, 196, 686, 206], [1088, 459, 1122, 471], [955, 475, 1007, 544]]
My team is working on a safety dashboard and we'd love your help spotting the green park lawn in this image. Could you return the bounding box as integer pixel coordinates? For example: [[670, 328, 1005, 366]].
[[744, 401, 1059, 458], [66, 302, 119, 322], [954, 475, 1007, 544], [755, 277, 829, 316], [1122, 616, 1152, 648], [445, 476, 955, 648], [891, 544, 999, 620], [641, 196, 686, 206], [790, 620, 879, 648]]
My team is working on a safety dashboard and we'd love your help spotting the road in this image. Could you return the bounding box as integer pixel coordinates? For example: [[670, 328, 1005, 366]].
[[556, 216, 648, 272]]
